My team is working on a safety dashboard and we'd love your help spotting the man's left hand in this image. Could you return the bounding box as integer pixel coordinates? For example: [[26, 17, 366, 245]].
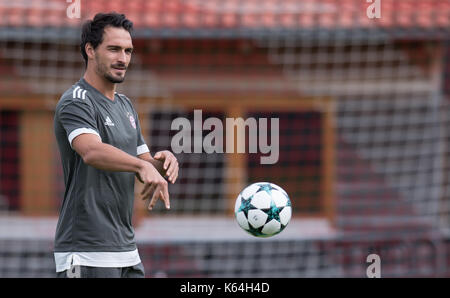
[[154, 150, 179, 184]]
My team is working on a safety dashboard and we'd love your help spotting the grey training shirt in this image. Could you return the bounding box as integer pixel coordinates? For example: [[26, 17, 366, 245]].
[[54, 78, 149, 252]]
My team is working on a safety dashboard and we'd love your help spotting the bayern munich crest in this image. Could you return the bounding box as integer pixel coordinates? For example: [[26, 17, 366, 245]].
[[127, 112, 136, 129]]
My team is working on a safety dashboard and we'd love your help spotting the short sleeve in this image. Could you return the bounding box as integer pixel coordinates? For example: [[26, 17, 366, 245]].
[[58, 101, 101, 148], [134, 111, 149, 156]]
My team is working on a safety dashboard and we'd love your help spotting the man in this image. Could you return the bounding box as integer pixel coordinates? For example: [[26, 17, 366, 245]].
[[53, 12, 179, 278]]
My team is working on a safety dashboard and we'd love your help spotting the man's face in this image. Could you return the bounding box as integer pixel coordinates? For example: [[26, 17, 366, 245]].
[[93, 26, 133, 84]]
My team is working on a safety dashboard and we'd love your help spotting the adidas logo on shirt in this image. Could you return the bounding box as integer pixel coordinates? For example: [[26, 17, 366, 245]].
[[104, 116, 115, 126]]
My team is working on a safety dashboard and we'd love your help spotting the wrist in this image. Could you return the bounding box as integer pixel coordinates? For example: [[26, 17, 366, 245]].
[[136, 158, 148, 173]]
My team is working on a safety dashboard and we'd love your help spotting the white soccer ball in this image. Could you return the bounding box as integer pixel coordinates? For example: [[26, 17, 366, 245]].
[[234, 182, 292, 238]]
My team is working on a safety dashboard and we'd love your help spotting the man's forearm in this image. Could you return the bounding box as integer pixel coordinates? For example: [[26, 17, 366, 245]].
[[83, 142, 145, 173]]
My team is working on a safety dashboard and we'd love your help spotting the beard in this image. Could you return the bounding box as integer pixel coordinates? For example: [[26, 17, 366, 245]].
[[95, 56, 127, 84], [104, 71, 125, 84]]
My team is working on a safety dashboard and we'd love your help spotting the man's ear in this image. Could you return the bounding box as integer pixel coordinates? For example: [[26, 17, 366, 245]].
[[85, 43, 95, 60]]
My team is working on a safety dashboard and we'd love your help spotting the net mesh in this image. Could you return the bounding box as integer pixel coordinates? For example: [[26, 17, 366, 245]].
[[0, 0, 450, 277]]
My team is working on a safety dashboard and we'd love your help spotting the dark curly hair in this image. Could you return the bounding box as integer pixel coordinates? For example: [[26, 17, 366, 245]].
[[80, 12, 133, 66]]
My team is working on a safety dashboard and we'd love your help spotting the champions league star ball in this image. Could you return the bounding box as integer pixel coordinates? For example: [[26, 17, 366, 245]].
[[234, 182, 292, 238]]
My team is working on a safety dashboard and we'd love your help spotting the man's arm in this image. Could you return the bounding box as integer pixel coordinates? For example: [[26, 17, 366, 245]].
[[73, 133, 144, 173], [72, 133, 170, 209], [138, 151, 179, 184]]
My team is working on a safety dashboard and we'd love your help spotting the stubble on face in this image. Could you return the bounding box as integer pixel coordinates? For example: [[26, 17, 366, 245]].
[[94, 53, 127, 84], [93, 27, 132, 84]]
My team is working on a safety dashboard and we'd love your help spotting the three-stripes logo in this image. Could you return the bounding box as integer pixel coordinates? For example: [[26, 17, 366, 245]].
[[73, 86, 87, 100]]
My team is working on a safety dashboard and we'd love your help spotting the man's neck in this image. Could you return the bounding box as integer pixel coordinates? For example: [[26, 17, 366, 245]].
[[83, 71, 116, 101]]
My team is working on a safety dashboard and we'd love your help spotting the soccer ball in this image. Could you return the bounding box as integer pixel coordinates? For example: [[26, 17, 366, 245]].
[[234, 182, 292, 238]]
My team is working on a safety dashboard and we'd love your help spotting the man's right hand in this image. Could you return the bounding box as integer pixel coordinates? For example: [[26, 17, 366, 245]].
[[137, 161, 170, 210]]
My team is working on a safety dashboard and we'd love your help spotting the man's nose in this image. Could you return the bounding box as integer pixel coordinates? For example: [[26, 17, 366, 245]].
[[117, 50, 127, 64]]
